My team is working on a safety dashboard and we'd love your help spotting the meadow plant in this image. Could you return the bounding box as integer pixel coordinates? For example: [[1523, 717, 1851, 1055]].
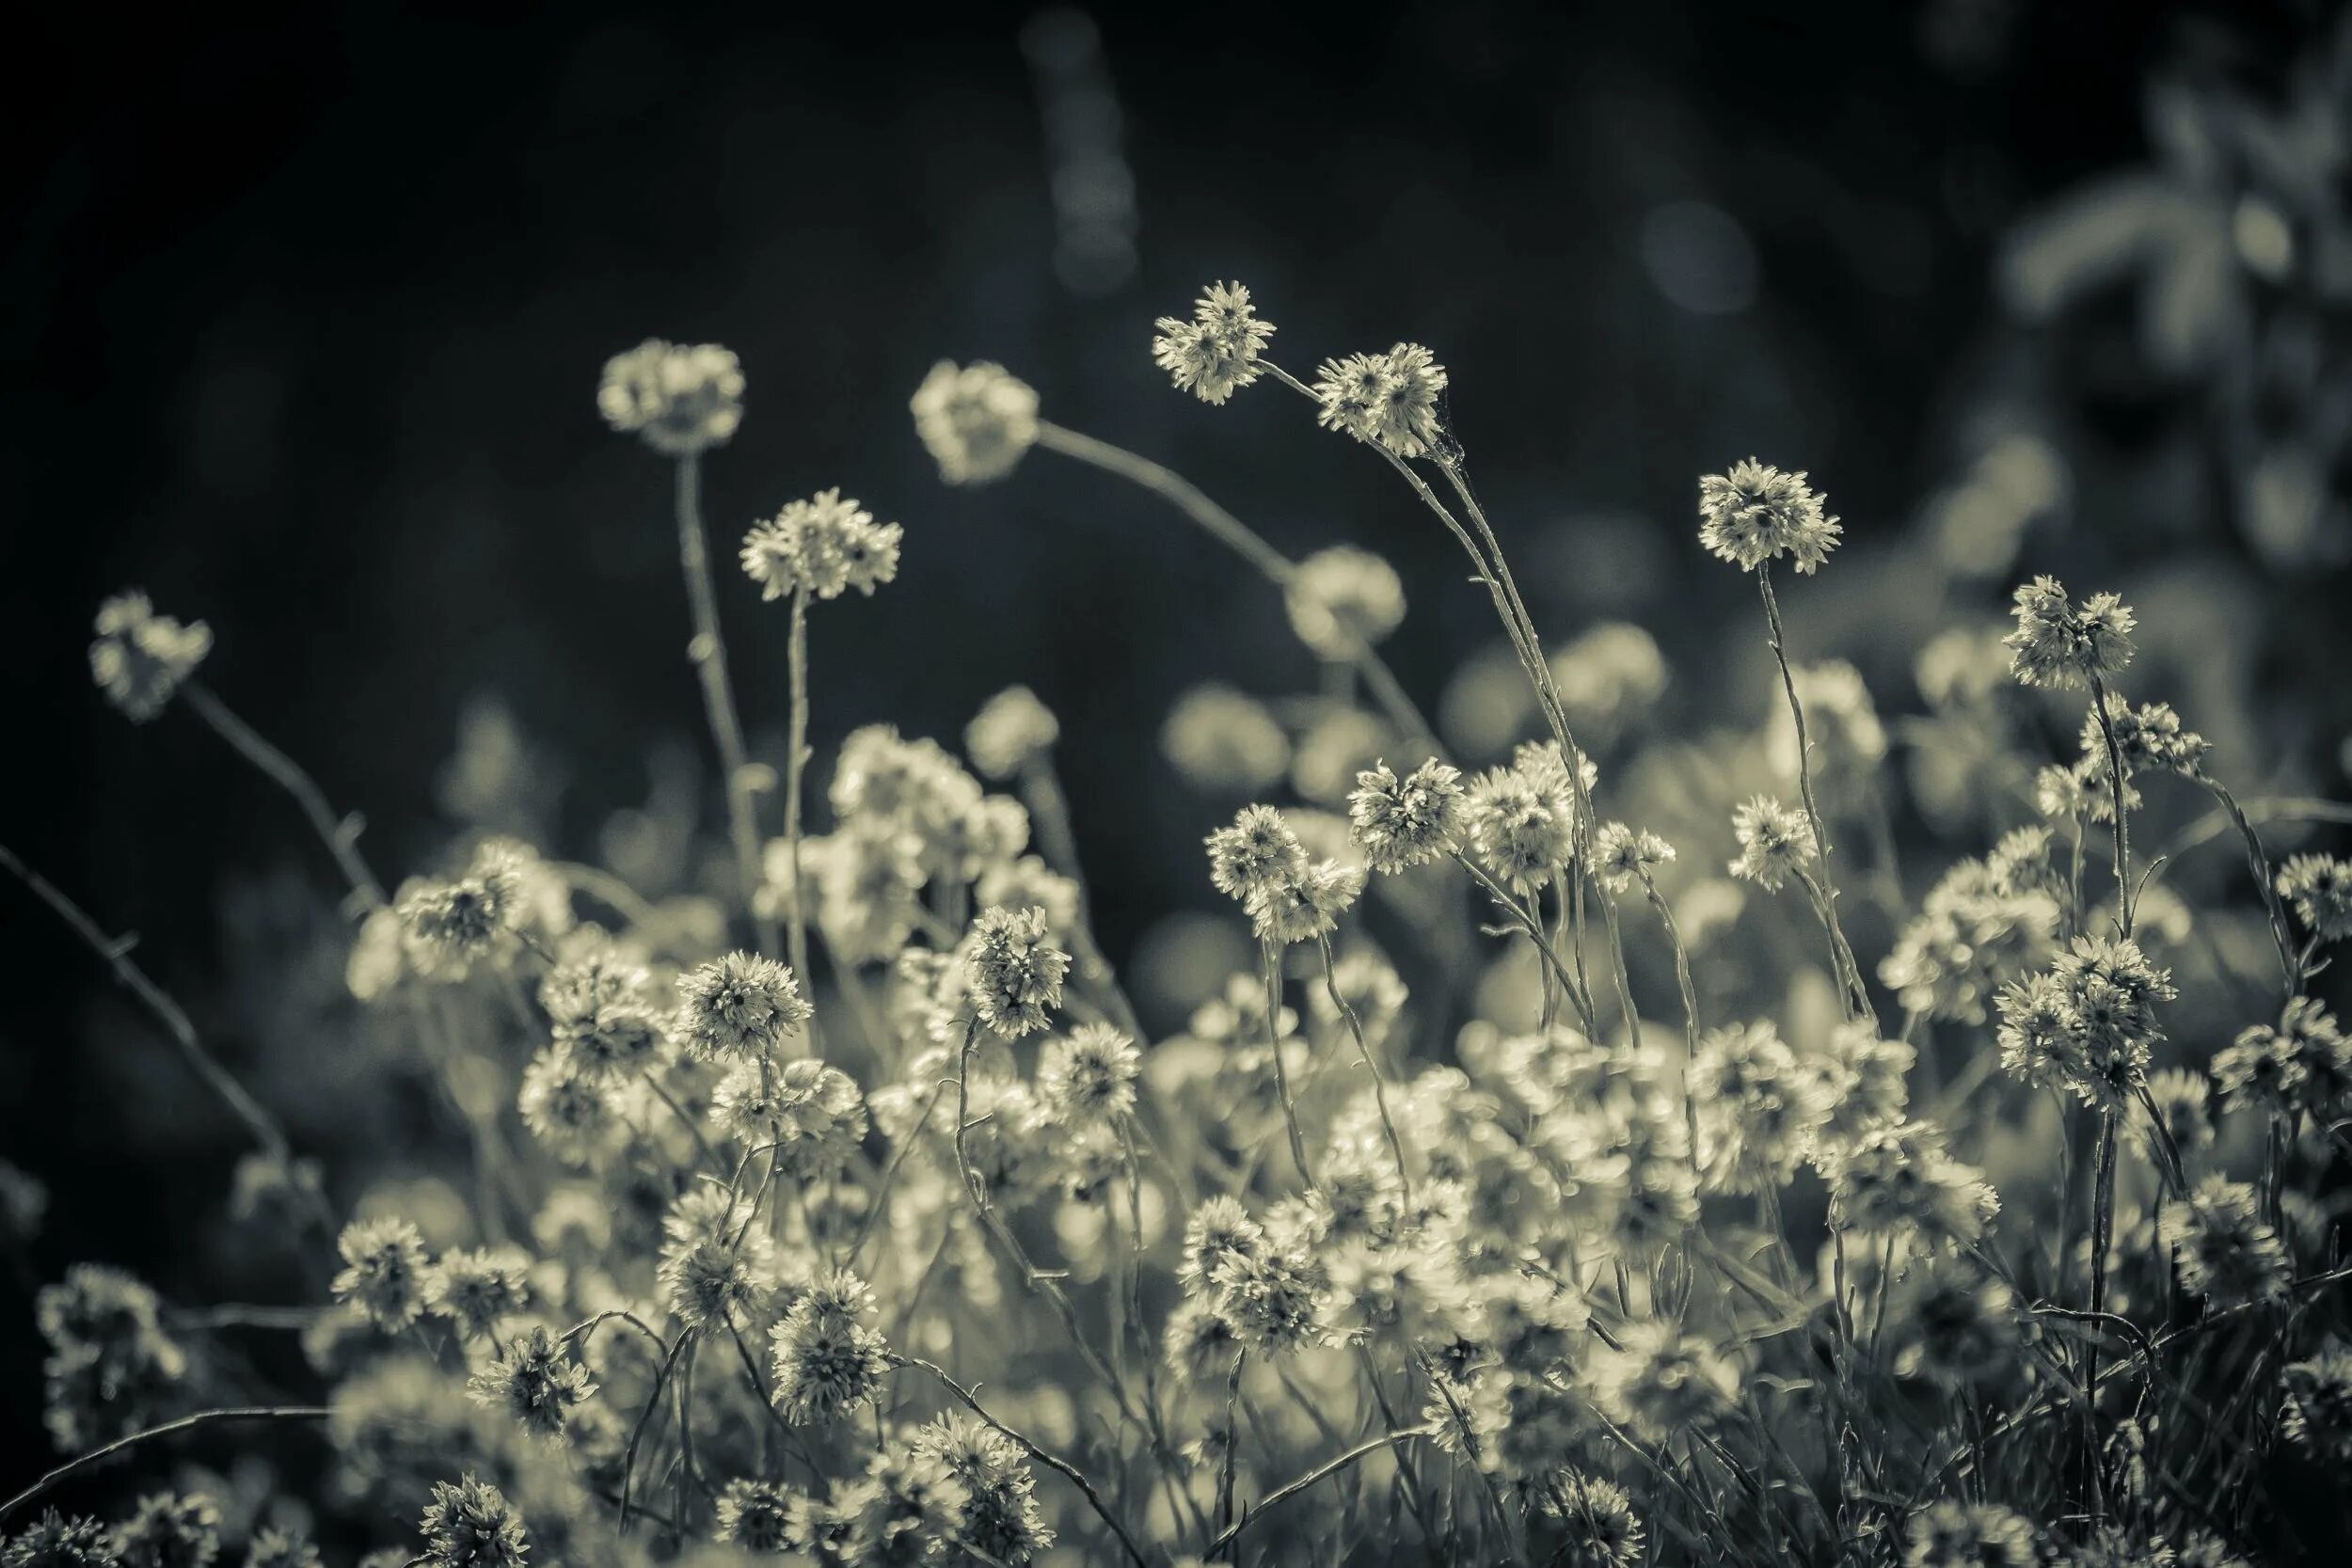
[[10, 278, 2352, 1568]]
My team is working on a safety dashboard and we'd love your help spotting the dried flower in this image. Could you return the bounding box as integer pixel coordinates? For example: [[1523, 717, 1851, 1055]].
[[417, 1476, 528, 1568], [1152, 281, 1274, 404], [2004, 575, 2136, 689], [675, 952, 812, 1061], [332, 1218, 433, 1331], [1697, 459, 1842, 575], [1727, 795, 1818, 892], [1348, 760, 1467, 874], [966, 906, 1070, 1038]]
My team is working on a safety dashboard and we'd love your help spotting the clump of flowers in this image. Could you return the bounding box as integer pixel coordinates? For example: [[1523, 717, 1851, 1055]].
[[1152, 280, 1275, 404], [1697, 459, 1842, 574], [2003, 575, 2136, 689]]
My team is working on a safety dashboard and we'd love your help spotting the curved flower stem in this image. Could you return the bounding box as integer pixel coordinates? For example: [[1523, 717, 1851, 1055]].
[[2, 1406, 330, 1522], [1454, 854, 1598, 1036], [673, 451, 781, 959], [1756, 564, 1873, 1027], [1316, 934, 1411, 1196], [1205, 1428, 1430, 1558], [1033, 420, 1438, 754], [1216, 1349, 1248, 1552], [182, 683, 384, 909], [2193, 772, 2299, 1002], [782, 580, 813, 988], [896, 1355, 1151, 1568], [0, 843, 338, 1237]]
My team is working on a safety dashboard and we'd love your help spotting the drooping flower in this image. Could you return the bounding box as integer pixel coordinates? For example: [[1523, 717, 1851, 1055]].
[[1152, 280, 1275, 404]]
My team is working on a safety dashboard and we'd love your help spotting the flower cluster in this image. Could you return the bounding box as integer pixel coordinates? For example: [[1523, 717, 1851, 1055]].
[[1152, 280, 1276, 404], [739, 487, 902, 600]]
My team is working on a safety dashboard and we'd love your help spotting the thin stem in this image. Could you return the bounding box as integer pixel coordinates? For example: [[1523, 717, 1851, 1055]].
[[2085, 1107, 2119, 1515], [1757, 564, 1873, 1026], [2194, 773, 2300, 1002], [1261, 941, 1319, 1191], [783, 580, 813, 988], [1204, 1429, 1429, 1557], [672, 451, 780, 958], [1034, 420, 1438, 752], [0, 844, 336, 1237], [1454, 853, 1597, 1036], [1216, 1351, 1247, 1553], [1316, 934, 1411, 1196], [182, 683, 385, 908], [896, 1355, 1151, 1568], [2084, 673, 2133, 938], [1640, 874, 1708, 1179], [2, 1406, 330, 1522]]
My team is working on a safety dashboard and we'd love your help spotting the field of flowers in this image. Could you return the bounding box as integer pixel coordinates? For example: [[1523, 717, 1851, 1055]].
[[6, 270, 2351, 1568]]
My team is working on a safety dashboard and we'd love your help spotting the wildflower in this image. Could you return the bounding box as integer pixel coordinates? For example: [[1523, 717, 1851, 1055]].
[[1216, 1246, 1326, 1355], [1206, 804, 1309, 901], [4, 1514, 120, 1568], [111, 1497, 219, 1568], [769, 1269, 891, 1423], [466, 1324, 596, 1440], [713, 1480, 807, 1553], [911, 1413, 1056, 1564], [2082, 694, 2208, 777], [2212, 999, 2348, 1117], [675, 951, 811, 1061], [516, 1046, 621, 1165], [965, 906, 1069, 1037], [1163, 1298, 1244, 1383], [740, 488, 902, 601], [1286, 546, 1407, 658], [1346, 760, 1467, 874], [964, 686, 1059, 780], [1531, 1471, 1645, 1568], [2280, 1343, 2352, 1464], [332, 1218, 433, 1331], [1994, 936, 2174, 1108], [1886, 1258, 2020, 1386], [417, 1476, 529, 1568], [396, 852, 524, 972], [241, 1530, 316, 1568], [2140, 1068, 2215, 1161], [714, 1057, 869, 1176], [539, 953, 667, 1081], [1246, 859, 1364, 945], [1727, 795, 1817, 892], [2003, 575, 2135, 689], [1591, 821, 1676, 894], [1812, 1020, 1915, 1148], [1689, 1020, 1836, 1194], [88, 593, 211, 722], [911, 360, 1039, 484], [1586, 1319, 1738, 1442], [1162, 683, 1291, 792], [1902, 1501, 2041, 1568], [657, 1226, 775, 1329], [1360, 341, 1451, 458], [1881, 855, 2058, 1024], [1038, 1023, 1141, 1126], [2277, 853, 2352, 943], [597, 339, 742, 455], [425, 1245, 532, 1339], [2160, 1178, 2288, 1306], [1466, 766, 1576, 888], [1152, 280, 1274, 404], [1696, 459, 1842, 575], [1823, 1121, 1997, 1246]]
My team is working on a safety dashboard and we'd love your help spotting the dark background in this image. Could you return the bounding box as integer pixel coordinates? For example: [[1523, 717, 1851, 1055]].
[[6, 0, 2346, 1485]]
